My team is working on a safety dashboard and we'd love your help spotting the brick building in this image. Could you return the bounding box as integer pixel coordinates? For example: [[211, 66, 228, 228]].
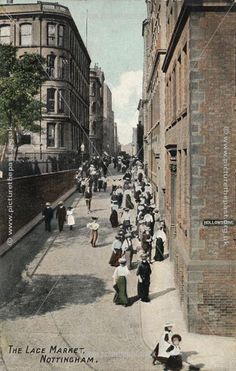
[[142, 0, 166, 219], [0, 1, 90, 159], [143, 0, 236, 336], [89, 65, 105, 156]]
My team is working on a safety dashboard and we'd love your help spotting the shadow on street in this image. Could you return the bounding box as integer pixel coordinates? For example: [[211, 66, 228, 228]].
[[0, 274, 112, 320]]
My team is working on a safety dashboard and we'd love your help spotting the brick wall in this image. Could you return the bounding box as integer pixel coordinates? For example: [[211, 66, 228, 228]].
[[0, 170, 76, 246]]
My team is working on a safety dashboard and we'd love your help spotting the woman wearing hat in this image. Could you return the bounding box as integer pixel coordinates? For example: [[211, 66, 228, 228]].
[[151, 323, 174, 365], [87, 217, 100, 247], [122, 232, 134, 270], [112, 257, 129, 306], [136, 253, 151, 302], [109, 235, 123, 267]]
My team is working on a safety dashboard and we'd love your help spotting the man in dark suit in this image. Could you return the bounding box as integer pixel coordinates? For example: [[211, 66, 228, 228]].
[[56, 201, 67, 232], [42, 202, 54, 232]]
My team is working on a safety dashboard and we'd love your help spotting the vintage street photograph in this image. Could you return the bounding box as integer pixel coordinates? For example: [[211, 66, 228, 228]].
[[0, 0, 235, 370]]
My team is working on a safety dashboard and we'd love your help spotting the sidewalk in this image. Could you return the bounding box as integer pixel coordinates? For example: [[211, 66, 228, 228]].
[[140, 250, 236, 371]]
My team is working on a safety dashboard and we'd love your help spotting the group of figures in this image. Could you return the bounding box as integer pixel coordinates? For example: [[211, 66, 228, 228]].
[[106, 160, 183, 370], [106, 161, 167, 305], [42, 201, 75, 232]]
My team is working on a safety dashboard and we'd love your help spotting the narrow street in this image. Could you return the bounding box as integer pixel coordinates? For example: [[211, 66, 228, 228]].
[[0, 170, 153, 371]]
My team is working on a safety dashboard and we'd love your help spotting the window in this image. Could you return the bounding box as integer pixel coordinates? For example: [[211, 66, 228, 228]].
[[47, 123, 56, 147], [92, 102, 96, 114], [90, 82, 95, 96], [0, 25, 10, 44], [47, 88, 56, 112], [58, 56, 66, 79], [58, 89, 65, 113], [46, 54, 56, 78], [58, 25, 65, 47], [20, 24, 32, 46], [92, 121, 96, 136], [47, 23, 56, 46], [58, 123, 64, 147]]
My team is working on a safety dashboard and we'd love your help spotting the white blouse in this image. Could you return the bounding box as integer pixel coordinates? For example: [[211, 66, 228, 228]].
[[112, 266, 129, 281]]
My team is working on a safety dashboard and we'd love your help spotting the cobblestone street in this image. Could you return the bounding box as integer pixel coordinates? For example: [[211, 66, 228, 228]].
[[0, 171, 235, 371]]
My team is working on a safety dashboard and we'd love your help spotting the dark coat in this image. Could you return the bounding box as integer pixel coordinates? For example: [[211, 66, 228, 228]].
[[42, 207, 53, 220], [56, 206, 66, 222]]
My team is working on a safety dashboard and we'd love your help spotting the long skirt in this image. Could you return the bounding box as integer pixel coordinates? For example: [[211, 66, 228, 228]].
[[110, 211, 119, 228], [154, 241, 164, 261], [165, 355, 183, 370], [137, 280, 150, 302], [125, 250, 133, 270], [109, 249, 122, 267], [113, 276, 128, 306]]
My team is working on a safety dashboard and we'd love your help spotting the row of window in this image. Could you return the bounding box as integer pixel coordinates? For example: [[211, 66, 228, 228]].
[[0, 23, 64, 47], [47, 122, 80, 150], [46, 88, 88, 125]]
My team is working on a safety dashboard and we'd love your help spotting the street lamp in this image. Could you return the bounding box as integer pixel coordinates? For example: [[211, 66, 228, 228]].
[[80, 143, 85, 164]]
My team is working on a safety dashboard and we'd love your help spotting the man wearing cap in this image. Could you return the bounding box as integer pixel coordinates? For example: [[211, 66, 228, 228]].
[[136, 253, 152, 302], [56, 201, 67, 232], [42, 202, 54, 232], [87, 216, 100, 247]]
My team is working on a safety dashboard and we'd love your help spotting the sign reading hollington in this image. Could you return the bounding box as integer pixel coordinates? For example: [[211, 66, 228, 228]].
[[8, 344, 97, 365], [203, 219, 235, 226]]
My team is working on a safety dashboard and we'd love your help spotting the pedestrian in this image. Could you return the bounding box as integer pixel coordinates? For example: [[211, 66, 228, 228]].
[[67, 206, 75, 231], [87, 216, 99, 247], [42, 202, 53, 232], [85, 186, 92, 213], [81, 178, 86, 195], [122, 232, 134, 270], [151, 323, 174, 366], [98, 176, 103, 192], [121, 208, 131, 233], [136, 253, 151, 302], [141, 227, 153, 261], [165, 334, 183, 370], [110, 208, 119, 228], [154, 237, 164, 261], [103, 176, 107, 192], [126, 193, 134, 209], [116, 186, 123, 208], [56, 201, 66, 232], [109, 235, 123, 267], [112, 257, 129, 306]]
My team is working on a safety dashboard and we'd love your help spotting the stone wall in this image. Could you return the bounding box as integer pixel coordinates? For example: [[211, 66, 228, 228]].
[[0, 170, 76, 246]]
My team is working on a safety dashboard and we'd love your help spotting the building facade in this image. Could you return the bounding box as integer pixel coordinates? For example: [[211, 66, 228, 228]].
[[0, 1, 90, 159], [89, 65, 104, 156], [143, 0, 236, 336], [142, 0, 166, 219], [103, 83, 115, 156]]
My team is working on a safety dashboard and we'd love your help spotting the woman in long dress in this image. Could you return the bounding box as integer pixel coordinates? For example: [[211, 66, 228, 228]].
[[110, 209, 119, 228], [67, 207, 75, 230], [112, 258, 129, 306], [109, 236, 123, 267], [154, 237, 164, 261], [122, 232, 133, 270], [151, 323, 174, 365]]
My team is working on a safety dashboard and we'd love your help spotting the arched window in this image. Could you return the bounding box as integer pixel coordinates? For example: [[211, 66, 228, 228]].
[[20, 24, 32, 46], [0, 25, 10, 45]]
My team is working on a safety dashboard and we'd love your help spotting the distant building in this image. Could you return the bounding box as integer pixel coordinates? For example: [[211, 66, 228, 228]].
[[0, 1, 90, 158], [103, 83, 115, 156], [89, 65, 104, 156], [137, 99, 144, 161], [132, 128, 137, 156]]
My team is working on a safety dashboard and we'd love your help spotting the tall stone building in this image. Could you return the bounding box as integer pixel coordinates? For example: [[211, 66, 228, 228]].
[[143, 0, 236, 336], [142, 0, 166, 219], [89, 65, 105, 156], [103, 83, 115, 156], [0, 1, 90, 159]]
